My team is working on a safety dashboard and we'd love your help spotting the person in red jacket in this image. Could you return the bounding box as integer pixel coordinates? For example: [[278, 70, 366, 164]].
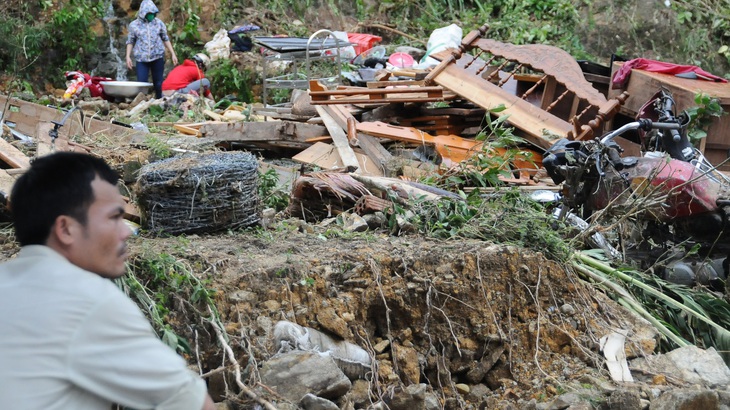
[[162, 53, 213, 98]]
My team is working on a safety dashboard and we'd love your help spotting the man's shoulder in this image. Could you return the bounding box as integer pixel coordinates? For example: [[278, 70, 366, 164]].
[[1, 246, 127, 304]]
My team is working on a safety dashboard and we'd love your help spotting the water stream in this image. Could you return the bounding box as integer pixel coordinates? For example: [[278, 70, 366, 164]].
[[91, 0, 127, 81], [100, 0, 127, 81]]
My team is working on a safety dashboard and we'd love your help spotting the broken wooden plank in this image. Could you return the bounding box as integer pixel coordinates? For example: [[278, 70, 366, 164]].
[[0, 95, 140, 143], [324, 105, 393, 170], [365, 80, 426, 88], [173, 124, 202, 136], [315, 105, 361, 172], [357, 121, 542, 175], [199, 120, 326, 145], [0, 138, 31, 169], [426, 58, 569, 149], [309, 80, 448, 105], [0, 169, 17, 199], [292, 142, 384, 176]]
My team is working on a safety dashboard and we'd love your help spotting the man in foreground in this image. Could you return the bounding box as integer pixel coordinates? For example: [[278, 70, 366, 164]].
[[0, 152, 215, 409]]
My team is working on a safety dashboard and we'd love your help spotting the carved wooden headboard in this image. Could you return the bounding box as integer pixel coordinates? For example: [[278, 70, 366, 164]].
[[425, 24, 626, 149]]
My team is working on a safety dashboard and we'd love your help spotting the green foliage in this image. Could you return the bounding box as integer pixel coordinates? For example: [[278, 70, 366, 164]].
[[207, 59, 255, 102], [410, 189, 572, 261], [48, 0, 103, 70], [258, 168, 290, 211], [144, 135, 173, 160], [574, 252, 730, 364], [684, 92, 726, 145], [169, 0, 203, 59], [427, 105, 538, 191], [119, 249, 219, 354], [671, 0, 730, 72], [0, 12, 51, 81]]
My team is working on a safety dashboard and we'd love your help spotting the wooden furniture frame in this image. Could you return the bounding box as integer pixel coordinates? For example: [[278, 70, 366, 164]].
[[424, 24, 627, 149]]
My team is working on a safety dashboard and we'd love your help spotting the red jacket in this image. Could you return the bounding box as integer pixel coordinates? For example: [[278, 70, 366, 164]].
[[162, 59, 205, 91]]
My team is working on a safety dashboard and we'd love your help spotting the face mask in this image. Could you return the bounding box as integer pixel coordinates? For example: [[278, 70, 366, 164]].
[[145, 13, 155, 22]]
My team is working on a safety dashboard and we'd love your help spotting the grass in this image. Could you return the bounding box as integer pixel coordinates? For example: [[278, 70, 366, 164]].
[[117, 244, 222, 354]]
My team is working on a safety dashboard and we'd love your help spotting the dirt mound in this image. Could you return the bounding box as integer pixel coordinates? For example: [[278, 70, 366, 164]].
[[128, 225, 654, 407]]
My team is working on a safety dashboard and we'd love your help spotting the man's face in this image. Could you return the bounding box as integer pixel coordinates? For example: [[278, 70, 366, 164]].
[[66, 177, 131, 278]]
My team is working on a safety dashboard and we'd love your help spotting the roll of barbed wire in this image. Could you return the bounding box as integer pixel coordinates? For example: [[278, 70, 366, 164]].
[[136, 151, 260, 235]]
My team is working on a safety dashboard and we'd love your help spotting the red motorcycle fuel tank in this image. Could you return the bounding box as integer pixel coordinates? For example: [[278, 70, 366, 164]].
[[587, 156, 721, 220]]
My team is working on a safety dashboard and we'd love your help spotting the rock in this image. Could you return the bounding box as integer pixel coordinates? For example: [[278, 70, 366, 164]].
[[342, 212, 369, 232], [393, 343, 420, 383], [273, 321, 371, 380], [300, 393, 339, 410], [607, 389, 642, 410], [560, 303, 576, 315], [348, 379, 371, 408], [631, 346, 730, 388], [262, 299, 281, 311], [424, 392, 441, 410], [130, 92, 147, 108], [466, 383, 490, 402], [454, 383, 469, 395], [214, 401, 233, 410], [649, 388, 719, 409], [316, 306, 351, 339], [77, 99, 110, 115], [395, 214, 417, 234], [382, 383, 427, 410], [363, 212, 388, 229], [228, 289, 256, 303], [546, 392, 584, 410], [260, 351, 352, 402], [261, 208, 277, 229], [373, 339, 391, 354]]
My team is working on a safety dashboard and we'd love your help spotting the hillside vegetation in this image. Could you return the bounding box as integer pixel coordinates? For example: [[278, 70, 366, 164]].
[[1, 0, 729, 94]]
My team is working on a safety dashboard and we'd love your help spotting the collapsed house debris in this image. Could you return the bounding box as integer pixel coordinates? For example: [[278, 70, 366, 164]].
[[2, 16, 730, 410]]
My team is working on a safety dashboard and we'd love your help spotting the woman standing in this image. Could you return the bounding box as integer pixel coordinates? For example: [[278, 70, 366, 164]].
[[125, 0, 178, 99]]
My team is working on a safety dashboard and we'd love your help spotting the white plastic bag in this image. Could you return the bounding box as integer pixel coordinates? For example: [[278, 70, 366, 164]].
[[418, 24, 463, 68], [330, 31, 357, 61], [204, 28, 231, 61]]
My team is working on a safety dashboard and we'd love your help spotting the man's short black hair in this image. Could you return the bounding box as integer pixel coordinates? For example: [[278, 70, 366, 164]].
[[10, 152, 120, 246]]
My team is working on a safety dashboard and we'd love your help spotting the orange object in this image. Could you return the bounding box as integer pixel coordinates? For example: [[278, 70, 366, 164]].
[[347, 33, 382, 56], [356, 121, 542, 177]]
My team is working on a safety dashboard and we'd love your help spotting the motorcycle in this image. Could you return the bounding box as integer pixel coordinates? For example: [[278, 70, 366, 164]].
[[541, 89, 730, 289]]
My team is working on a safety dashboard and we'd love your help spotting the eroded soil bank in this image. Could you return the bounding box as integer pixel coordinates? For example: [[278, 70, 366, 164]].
[[103, 225, 667, 408]]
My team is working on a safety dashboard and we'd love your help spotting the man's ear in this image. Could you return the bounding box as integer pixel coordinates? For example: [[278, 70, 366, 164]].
[[51, 215, 79, 246]]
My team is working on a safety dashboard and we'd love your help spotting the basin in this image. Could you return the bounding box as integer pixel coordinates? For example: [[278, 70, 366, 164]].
[[100, 81, 153, 98]]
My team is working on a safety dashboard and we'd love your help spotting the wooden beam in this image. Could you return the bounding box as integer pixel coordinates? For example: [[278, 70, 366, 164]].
[[0, 138, 30, 169], [315, 106, 360, 172], [0, 95, 139, 143], [324, 105, 393, 169], [199, 121, 327, 144], [292, 142, 384, 176], [428, 62, 569, 149]]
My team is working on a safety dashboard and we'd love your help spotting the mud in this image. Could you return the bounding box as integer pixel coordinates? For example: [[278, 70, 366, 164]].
[[115, 225, 658, 407]]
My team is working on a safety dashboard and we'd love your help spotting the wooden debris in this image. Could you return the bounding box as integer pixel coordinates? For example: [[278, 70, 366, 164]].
[[423, 25, 625, 148], [292, 142, 383, 176], [315, 105, 360, 172], [319, 104, 392, 170], [356, 121, 542, 174], [308, 80, 450, 105], [0, 95, 139, 144], [199, 120, 326, 151], [0, 138, 30, 169]]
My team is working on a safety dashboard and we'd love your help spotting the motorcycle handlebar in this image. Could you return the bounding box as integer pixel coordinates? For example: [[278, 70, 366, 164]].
[[599, 120, 682, 145]]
